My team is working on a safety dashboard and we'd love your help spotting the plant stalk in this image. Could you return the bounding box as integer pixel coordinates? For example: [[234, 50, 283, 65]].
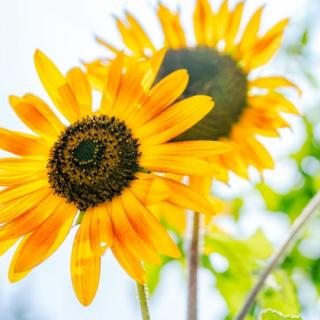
[[235, 191, 320, 320], [136, 282, 151, 320], [187, 211, 200, 320]]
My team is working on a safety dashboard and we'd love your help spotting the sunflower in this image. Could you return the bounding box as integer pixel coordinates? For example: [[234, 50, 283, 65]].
[[88, 0, 301, 181], [0, 49, 232, 305]]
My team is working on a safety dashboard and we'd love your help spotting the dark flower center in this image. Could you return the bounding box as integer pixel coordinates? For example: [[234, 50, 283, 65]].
[[157, 47, 248, 141], [47, 115, 140, 210]]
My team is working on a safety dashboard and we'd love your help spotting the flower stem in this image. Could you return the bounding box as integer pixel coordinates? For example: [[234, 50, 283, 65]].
[[187, 211, 200, 320], [136, 282, 151, 320], [235, 191, 320, 320]]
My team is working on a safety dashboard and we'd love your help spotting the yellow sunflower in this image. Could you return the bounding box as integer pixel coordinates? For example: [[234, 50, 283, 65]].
[[0, 49, 231, 305], [88, 0, 301, 181]]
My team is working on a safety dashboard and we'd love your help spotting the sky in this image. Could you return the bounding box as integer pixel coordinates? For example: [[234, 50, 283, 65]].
[[0, 0, 316, 319]]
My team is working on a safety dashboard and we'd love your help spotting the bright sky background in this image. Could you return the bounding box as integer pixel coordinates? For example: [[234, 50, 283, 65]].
[[0, 0, 318, 319]]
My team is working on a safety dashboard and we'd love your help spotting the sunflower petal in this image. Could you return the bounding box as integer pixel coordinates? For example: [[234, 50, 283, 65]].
[[193, 0, 214, 46], [136, 96, 214, 144], [71, 211, 101, 306], [136, 174, 216, 216], [140, 140, 232, 157], [0, 192, 62, 241], [157, 4, 187, 49], [34, 50, 80, 122], [110, 197, 161, 265], [9, 236, 32, 282], [9, 95, 64, 139], [112, 239, 145, 283], [249, 76, 301, 95], [66, 67, 93, 117], [237, 5, 264, 54], [131, 69, 189, 127], [225, 1, 244, 52], [140, 154, 223, 176], [88, 204, 113, 255], [122, 190, 180, 258], [0, 128, 49, 156], [13, 201, 76, 273], [0, 187, 51, 223]]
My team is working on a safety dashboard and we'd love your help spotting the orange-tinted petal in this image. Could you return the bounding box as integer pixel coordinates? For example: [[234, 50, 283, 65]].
[[13, 201, 76, 273], [71, 212, 101, 306], [0, 128, 49, 156]]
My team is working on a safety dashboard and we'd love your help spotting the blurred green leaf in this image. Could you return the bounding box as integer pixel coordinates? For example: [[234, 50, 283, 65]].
[[145, 257, 172, 294], [258, 271, 300, 315], [260, 309, 303, 320], [203, 230, 273, 316]]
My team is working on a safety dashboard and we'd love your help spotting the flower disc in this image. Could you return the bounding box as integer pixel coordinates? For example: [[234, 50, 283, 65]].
[[47, 115, 140, 210], [157, 47, 248, 141]]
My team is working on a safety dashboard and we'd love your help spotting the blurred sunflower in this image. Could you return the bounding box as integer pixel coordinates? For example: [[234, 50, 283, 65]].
[[0, 49, 232, 305], [88, 0, 301, 181]]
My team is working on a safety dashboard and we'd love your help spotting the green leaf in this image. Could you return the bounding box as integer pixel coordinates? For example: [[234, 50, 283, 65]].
[[258, 271, 300, 315], [260, 309, 303, 320], [203, 229, 273, 316], [145, 257, 172, 294]]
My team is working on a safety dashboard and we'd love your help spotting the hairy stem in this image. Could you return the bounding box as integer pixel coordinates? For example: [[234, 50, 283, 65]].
[[187, 211, 200, 320], [235, 191, 320, 320], [136, 282, 151, 320]]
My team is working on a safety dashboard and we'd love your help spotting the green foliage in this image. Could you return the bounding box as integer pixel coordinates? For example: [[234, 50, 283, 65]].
[[203, 230, 273, 316], [260, 309, 303, 320], [258, 271, 300, 315], [145, 257, 173, 294]]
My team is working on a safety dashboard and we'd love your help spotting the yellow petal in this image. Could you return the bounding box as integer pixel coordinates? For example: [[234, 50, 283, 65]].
[[148, 201, 187, 235], [249, 76, 302, 95], [140, 154, 223, 176], [0, 169, 47, 186], [157, 4, 186, 49], [100, 53, 124, 115], [34, 50, 80, 122], [112, 239, 145, 284], [245, 19, 289, 70], [88, 204, 113, 255], [110, 197, 161, 265], [215, 0, 230, 43], [249, 92, 299, 114], [13, 201, 76, 273], [189, 176, 212, 195], [140, 140, 232, 157], [66, 67, 93, 117], [225, 2, 244, 52], [0, 187, 51, 224], [0, 238, 18, 256], [131, 176, 171, 206], [71, 212, 101, 306], [122, 189, 181, 258], [137, 174, 216, 216], [9, 95, 63, 140], [0, 128, 49, 156], [193, 0, 214, 46], [9, 236, 32, 282], [116, 17, 145, 55], [0, 179, 49, 205], [95, 36, 120, 54], [0, 192, 62, 241], [125, 12, 156, 54], [237, 5, 264, 55], [131, 69, 189, 127], [136, 96, 214, 144]]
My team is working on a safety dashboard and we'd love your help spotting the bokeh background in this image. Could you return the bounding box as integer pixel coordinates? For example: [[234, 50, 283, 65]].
[[1, 0, 320, 319]]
